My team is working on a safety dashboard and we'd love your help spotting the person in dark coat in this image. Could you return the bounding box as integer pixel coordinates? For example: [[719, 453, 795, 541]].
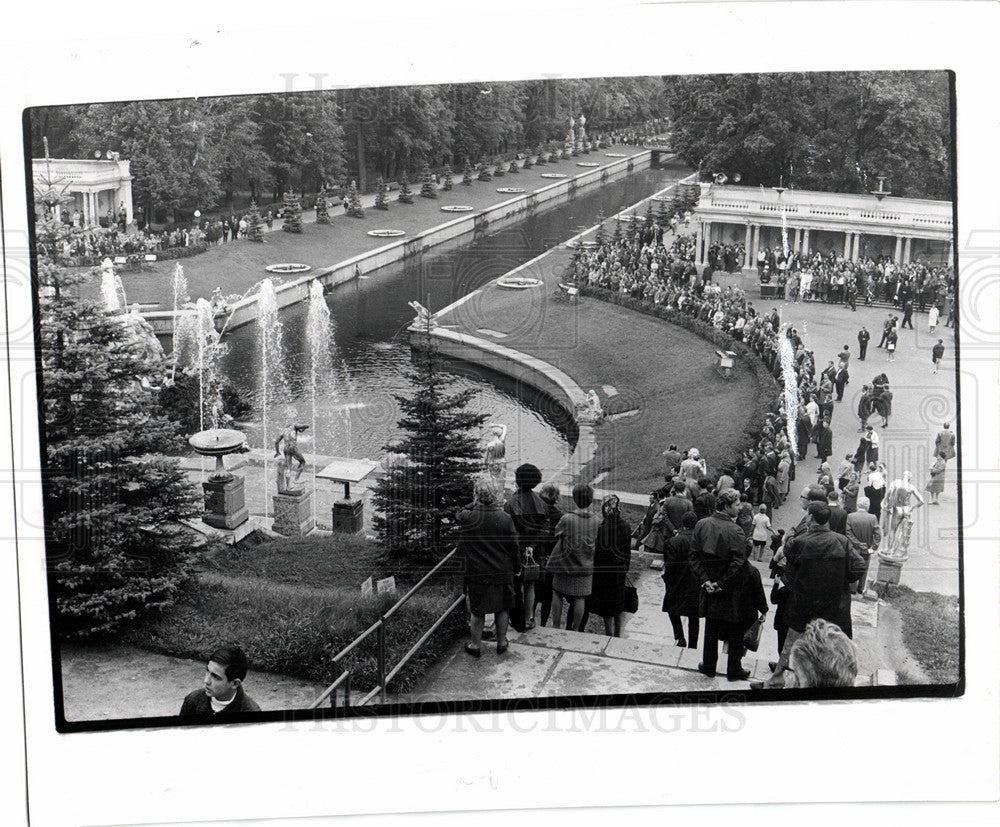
[[457, 476, 521, 657], [504, 464, 549, 632], [737, 561, 769, 657], [826, 489, 849, 536], [587, 495, 633, 637], [180, 646, 261, 716], [689, 489, 751, 681], [661, 512, 701, 648], [815, 418, 834, 466], [761, 503, 866, 688]]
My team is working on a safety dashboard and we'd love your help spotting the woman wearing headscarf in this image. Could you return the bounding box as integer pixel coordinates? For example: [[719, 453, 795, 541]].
[[504, 464, 548, 631], [534, 482, 563, 627], [457, 476, 521, 657], [587, 496, 633, 637]]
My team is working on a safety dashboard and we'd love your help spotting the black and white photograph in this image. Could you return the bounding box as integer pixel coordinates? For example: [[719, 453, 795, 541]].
[[2, 2, 999, 826]]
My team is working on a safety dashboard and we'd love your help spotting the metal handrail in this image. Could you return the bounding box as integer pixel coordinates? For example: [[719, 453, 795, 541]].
[[310, 547, 464, 710]]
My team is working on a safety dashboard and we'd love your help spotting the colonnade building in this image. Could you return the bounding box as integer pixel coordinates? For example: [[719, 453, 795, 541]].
[[32, 157, 134, 227], [689, 184, 954, 269]]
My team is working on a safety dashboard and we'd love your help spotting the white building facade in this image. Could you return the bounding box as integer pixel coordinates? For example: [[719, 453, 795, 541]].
[[690, 184, 954, 269], [33, 157, 134, 228]]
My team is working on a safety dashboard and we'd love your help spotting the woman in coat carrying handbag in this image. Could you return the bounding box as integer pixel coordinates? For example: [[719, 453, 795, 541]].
[[587, 496, 634, 637]]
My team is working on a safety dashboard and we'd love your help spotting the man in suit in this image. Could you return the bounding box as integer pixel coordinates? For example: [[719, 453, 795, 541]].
[[180, 646, 262, 716], [689, 489, 751, 681], [826, 489, 848, 536], [846, 497, 882, 594], [757, 503, 866, 688], [857, 326, 870, 361], [934, 423, 957, 464]]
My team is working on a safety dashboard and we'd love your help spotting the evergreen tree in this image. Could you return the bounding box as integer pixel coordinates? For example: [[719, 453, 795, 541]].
[[282, 190, 303, 233], [245, 199, 267, 241], [397, 173, 414, 204], [645, 201, 655, 230], [522, 153, 534, 169], [374, 176, 389, 210], [419, 163, 438, 199], [462, 160, 474, 185], [477, 163, 492, 182], [595, 211, 606, 246], [39, 266, 202, 637], [442, 165, 454, 191], [612, 215, 623, 244], [628, 211, 640, 239], [371, 323, 488, 564], [657, 197, 670, 225], [508, 160, 520, 174], [346, 180, 364, 217], [493, 158, 505, 178], [315, 185, 331, 224]]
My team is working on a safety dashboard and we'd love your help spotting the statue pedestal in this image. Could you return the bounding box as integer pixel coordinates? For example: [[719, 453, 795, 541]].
[[272, 490, 315, 536], [202, 476, 249, 529], [876, 556, 903, 586], [332, 498, 364, 534]]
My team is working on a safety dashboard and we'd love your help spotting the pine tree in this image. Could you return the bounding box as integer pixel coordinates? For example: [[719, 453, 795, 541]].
[[346, 180, 364, 217], [612, 215, 623, 244], [522, 154, 534, 170], [419, 163, 438, 199], [595, 211, 606, 246], [282, 191, 303, 233], [39, 266, 202, 637], [462, 160, 474, 185], [508, 160, 520, 174], [371, 323, 488, 564], [645, 201, 655, 230], [493, 158, 505, 178], [477, 163, 492, 182], [397, 173, 414, 204], [535, 146, 547, 164], [374, 176, 389, 210], [442, 165, 454, 191], [245, 200, 267, 241], [657, 197, 670, 225], [315, 186, 331, 224], [628, 211, 640, 239]]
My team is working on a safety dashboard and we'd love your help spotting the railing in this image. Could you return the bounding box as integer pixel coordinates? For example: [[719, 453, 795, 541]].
[[309, 547, 466, 710]]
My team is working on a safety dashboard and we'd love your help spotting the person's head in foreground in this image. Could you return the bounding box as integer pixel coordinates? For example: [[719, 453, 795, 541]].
[[473, 475, 502, 506], [204, 646, 249, 703], [786, 619, 858, 688]]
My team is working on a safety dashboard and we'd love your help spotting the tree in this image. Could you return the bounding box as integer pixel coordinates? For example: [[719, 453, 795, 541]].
[[508, 160, 520, 174], [477, 163, 492, 182], [419, 163, 438, 199], [282, 191, 303, 232], [371, 325, 488, 564], [595, 211, 606, 246], [462, 160, 474, 185], [493, 158, 505, 177], [315, 186, 331, 224], [39, 266, 202, 637], [397, 173, 414, 204], [346, 180, 364, 217], [522, 153, 533, 170], [442, 165, 454, 191], [374, 176, 390, 210], [245, 200, 267, 241]]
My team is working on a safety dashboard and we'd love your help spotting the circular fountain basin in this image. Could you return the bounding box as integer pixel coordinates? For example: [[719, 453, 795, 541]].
[[496, 275, 543, 289], [440, 205, 474, 212], [367, 229, 406, 237], [540, 173, 568, 179], [576, 162, 600, 167], [189, 428, 248, 456], [265, 263, 311, 274]]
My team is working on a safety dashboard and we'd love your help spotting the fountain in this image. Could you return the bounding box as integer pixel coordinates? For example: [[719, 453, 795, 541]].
[[171, 263, 188, 358], [257, 278, 288, 523], [188, 428, 250, 529], [99, 258, 127, 313], [173, 298, 226, 432]]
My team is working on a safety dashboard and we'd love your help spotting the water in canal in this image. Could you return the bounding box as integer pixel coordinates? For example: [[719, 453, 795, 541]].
[[219, 164, 688, 472]]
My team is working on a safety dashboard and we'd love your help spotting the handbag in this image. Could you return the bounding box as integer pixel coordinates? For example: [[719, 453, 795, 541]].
[[623, 577, 639, 614], [522, 547, 540, 583], [743, 616, 765, 652]]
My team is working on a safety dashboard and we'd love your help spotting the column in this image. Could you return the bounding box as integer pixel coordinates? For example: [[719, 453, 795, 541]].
[[121, 179, 133, 223], [751, 224, 759, 261], [852, 232, 861, 262], [948, 238, 954, 263], [91, 192, 99, 226], [903, 237, 912, 264], [694, 221, 703, 265], [801, 228, 810, 256], [843, 232, 852, 259], [744, 223, 752, 268], [793, 227, 802, 254], [894, 235, 903, 264]]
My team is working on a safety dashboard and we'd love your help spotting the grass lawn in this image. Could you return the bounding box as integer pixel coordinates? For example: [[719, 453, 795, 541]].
[[79, 151, 641, 307], [885, 585, 961, 684], [436, 237, 763, 492], [125, 533, 465, 697]]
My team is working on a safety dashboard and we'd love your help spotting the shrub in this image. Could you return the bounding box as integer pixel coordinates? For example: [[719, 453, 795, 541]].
[[281, 191, 303, 233], [442, 165, 454, 191], [419, 163, 438, 199], [462, 160, 474, 185], [477, 164, 492, 182], [397, 173, 414, 204], [374, 176, 389, 210]]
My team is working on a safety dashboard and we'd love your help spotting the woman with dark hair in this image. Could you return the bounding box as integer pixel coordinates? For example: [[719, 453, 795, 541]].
[[457, 476, 521, 657], [504, 463, 548, 631], [587, 496, 633, 637], [547, 483, 599, 632], [534, 482, 562, 627]]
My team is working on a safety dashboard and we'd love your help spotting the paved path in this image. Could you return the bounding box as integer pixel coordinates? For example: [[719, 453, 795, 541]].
[[59, 642, 326, 722]]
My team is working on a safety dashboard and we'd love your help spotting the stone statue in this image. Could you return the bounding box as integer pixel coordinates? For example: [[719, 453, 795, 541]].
[[407, 300, 436, 329], [881, 470, 924, 561], [483, 424, 507, 481], [276, 453, 305, 496], [274, 423, 309, 481]]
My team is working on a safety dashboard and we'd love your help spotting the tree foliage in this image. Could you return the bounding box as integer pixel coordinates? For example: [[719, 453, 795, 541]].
[[371, 329, 488, 565], [663, 71, 952, 199], [40, 266, 202, 637]]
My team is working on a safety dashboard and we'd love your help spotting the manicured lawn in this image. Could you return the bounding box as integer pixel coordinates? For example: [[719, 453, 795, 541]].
[[125, 534, 465, 697], [886, 585, 961, 684]]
